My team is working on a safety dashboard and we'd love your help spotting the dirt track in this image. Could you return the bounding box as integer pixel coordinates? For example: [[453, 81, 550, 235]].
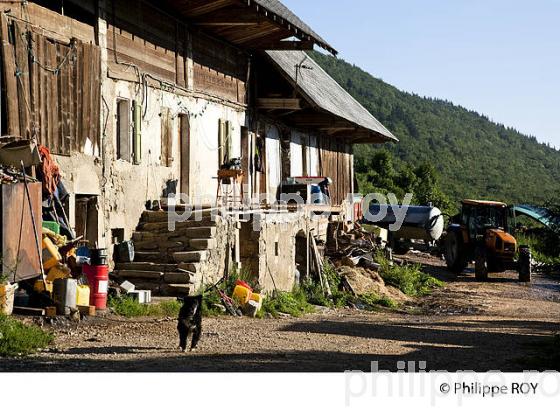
[[2, 255, 559, 372]]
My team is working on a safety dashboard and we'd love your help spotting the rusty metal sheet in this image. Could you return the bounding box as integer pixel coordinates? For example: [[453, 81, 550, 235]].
[[1, 182, 42, 282]]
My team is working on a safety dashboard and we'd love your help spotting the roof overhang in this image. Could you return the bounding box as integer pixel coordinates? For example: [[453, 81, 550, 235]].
[[153, 0, 337, 55], [261, 51, 398, 144]]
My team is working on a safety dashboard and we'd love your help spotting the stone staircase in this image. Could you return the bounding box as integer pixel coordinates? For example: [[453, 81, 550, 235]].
[[113, 208, 227, 296]]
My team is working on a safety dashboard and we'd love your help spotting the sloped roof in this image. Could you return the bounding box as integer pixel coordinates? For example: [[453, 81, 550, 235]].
[[159, 0, 337, 55], [265, 50, 398, 143], [252, 0, 335, 54]]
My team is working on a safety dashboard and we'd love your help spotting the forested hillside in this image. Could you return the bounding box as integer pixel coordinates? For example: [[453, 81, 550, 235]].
[[310, 52, 560, 207]]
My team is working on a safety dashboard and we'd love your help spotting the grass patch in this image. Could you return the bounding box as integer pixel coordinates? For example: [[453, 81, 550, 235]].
[[358, 293, 399, 310], [108, 297, 182, 318], [375, 253, 444, 296], [0, 314, 53, 357], [258, 288, 315, 318]]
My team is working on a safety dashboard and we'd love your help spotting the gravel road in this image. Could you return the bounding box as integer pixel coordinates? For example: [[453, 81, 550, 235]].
[[2, 256, 559, 372]]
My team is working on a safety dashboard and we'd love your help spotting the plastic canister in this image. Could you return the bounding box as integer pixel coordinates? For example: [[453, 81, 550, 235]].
[[42, 221, 60, 234], [46, 263, 71, 282], [76, 285, 91, 307], [0, 283, 18, 315], [232, 285, 252, 305], [235, 280, 253, 291], [34, 279, 53, 294], [42, 237, 62, 271], [53, 278, 77, 315], [250, 293, 264, 310]]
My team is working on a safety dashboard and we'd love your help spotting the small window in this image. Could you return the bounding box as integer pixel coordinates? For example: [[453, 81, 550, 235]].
[[218, 119, 232, 166], [116, 99, 131, 161]]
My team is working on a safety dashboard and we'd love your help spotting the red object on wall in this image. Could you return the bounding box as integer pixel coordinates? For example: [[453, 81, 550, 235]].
[[83, 264, 109, 310], [235, 280, 253, 292]]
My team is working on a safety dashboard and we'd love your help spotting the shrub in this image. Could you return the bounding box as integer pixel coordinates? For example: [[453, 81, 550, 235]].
[[259, 288, 315, 318], [0, 315, 53, 357], [201, 290, 228, 317], [375, 253, 444, 296]]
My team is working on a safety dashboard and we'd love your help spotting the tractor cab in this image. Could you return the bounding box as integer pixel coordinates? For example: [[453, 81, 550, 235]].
[[459, 200, 510, 239]]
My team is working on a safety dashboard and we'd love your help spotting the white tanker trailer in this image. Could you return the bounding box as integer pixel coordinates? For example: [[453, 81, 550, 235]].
[[361, 204, 445, 252]]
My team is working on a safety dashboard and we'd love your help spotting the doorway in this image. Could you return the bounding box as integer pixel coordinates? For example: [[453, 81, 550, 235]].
[[179, 114, 190, 201]]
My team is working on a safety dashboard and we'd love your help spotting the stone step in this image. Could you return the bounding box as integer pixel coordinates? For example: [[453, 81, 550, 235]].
[[123, 280, 161, 292], [159, 283, 194, 297], [113, 270, 164, 280], [163, 271, 196, 284], [173, 251, 207, 263], [132, 230, 216, 244], [133, 251, 169, 263], [184, 226, 216, 238], [189, 238, 216, 250], [114, 262, 179, 272], [177, 262, 201, 273], [136, 218, 217, 233], [132, 241, 160, 251]]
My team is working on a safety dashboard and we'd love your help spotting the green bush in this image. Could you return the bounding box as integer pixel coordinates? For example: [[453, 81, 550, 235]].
[[375, 253, 444, 296], [517, 231, 560, 267], [0, 315, 53, 357], [201, 290, 228, 317], [259, 288, 315, 318]]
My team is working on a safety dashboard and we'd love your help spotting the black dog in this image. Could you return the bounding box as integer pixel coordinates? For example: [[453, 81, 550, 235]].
[[177, 295, 203, 352]]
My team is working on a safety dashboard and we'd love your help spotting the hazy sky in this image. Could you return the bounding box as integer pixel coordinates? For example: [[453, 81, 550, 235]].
[[283, 0, 560, 147]]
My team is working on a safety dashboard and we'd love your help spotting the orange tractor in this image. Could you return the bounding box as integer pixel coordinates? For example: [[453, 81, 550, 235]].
[[444, 200, 531, 282]]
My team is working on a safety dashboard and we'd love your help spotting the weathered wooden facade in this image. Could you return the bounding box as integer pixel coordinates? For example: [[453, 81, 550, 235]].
[[0, 0, 396, 291]]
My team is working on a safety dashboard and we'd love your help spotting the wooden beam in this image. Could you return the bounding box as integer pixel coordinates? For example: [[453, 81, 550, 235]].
[[255, 40, 314, 51], [193, 9, 265, 26], [257, 98, 302, 110], [319, 127, 357, 136], [178, 0, 237, 17]]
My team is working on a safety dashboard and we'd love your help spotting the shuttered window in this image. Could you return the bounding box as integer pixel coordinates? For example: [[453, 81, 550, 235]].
[[161, 107, 173, 167]]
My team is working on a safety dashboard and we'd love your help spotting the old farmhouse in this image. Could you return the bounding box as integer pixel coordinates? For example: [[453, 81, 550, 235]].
[[0, 0, 396, 294]]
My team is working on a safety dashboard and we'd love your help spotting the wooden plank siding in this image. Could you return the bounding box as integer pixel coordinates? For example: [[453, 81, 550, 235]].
[[105, 0, 247, 104], [319, 138, 352, 206], [0, 16, 101, 155]]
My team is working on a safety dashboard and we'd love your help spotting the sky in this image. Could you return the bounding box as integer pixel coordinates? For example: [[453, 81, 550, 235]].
[[282, 0, 560, 148]]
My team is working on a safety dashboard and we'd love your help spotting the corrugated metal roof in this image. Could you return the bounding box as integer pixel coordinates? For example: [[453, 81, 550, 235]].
[[265, 50, 398, 143], [252, 0, 336, 54]]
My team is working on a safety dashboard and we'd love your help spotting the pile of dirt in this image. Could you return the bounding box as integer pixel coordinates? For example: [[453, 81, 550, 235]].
[[337, 266, 410, 303]]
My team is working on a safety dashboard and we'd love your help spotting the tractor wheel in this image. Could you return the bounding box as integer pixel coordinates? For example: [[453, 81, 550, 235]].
[[518, 246, 532, 283], [474, 247, 489, 281], [445, 231, 468, 273]]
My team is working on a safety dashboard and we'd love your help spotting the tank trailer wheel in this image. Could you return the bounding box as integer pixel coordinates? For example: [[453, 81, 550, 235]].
[[445, 231, 468, 273]]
